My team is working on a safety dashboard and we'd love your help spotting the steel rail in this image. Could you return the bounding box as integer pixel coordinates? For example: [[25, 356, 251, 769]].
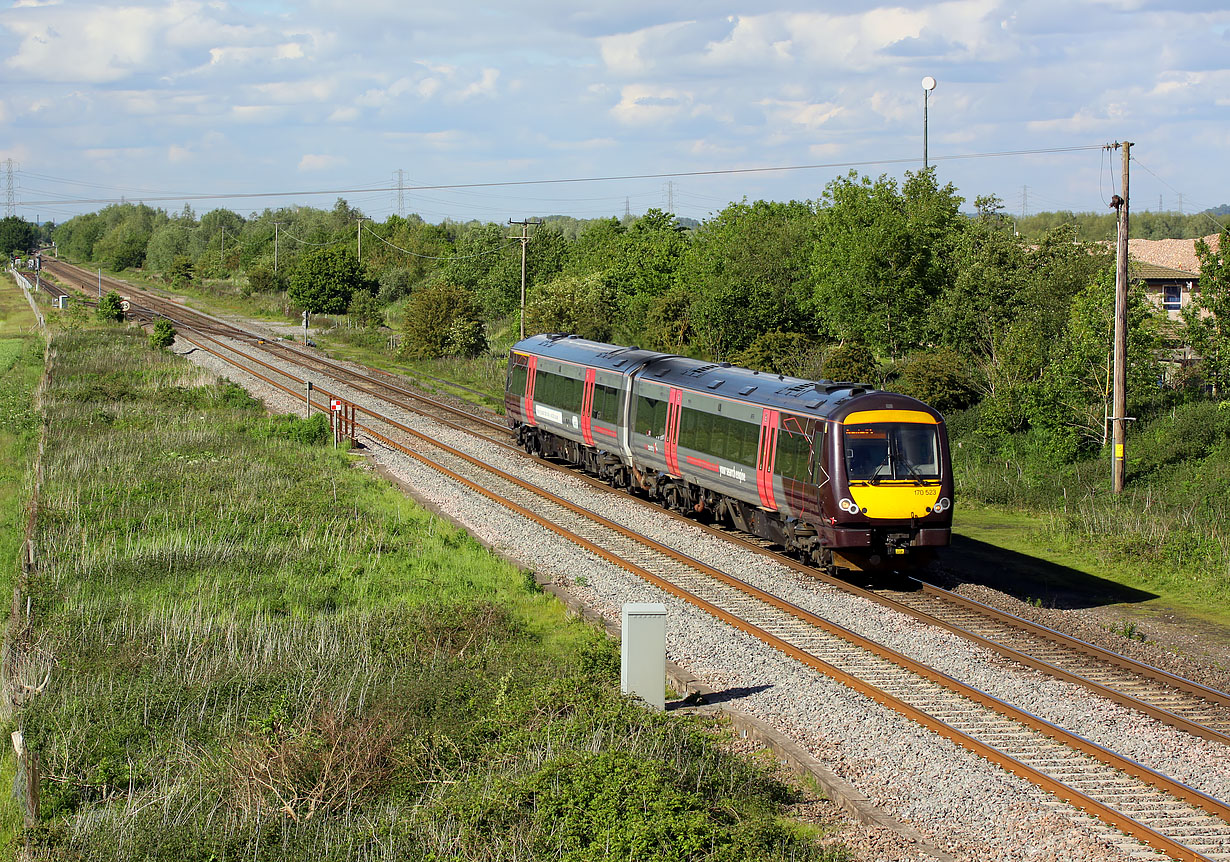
[[174, 329, 1230, 861]]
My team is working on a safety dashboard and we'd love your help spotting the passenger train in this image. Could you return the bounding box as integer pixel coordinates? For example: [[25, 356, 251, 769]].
[[505, 334, 952, 574]]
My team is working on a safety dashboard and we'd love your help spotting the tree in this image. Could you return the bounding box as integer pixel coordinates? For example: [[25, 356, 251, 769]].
[[1183, 228, 1230, 394], [820, 342, 877, 384], [0, 216, 38, 256], [347, 290, 383, 328], [523, 272, 617, 342], [730, 331, 819, 377], [145, 223, 191, 272], [437, 223, 520, 317], [401, 282, 485, 358], [167, 255, 195, 289], [811, 170, 963, 359], [682, 200, 816, 359], [288, 246, 366, 314]]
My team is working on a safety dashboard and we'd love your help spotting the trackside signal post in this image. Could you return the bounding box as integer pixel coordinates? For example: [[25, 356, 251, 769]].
[[1108, 141, 1132, 495]]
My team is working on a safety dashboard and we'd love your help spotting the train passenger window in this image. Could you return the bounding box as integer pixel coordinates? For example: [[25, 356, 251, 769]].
[[593, 383, 619, 423], [635, 395, 668, 437], [679, 408, 710, 452]]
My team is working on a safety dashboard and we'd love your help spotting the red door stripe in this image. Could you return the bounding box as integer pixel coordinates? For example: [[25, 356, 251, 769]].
[[665, 388, 682, 476], [525, 356, 537, 425], [581, 368, 595, 446], [757, 409, 779, 510]]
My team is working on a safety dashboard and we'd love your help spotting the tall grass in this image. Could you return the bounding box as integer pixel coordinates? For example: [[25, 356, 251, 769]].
[[15, 324, 844, 860], [951, 403, 1230, 603]]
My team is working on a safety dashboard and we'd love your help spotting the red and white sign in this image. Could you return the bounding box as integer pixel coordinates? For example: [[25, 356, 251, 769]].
[[330, 399, 343, 411]]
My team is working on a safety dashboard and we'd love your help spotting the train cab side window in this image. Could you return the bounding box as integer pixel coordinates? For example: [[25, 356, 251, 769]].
[[508, 361, 528, 396], [636, 394, 668, 437]]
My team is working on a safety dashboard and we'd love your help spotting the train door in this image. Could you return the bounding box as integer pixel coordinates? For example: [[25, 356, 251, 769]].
[[580, 368, 596, 446], [756, 408, 780, 510], [524, 355, 538, 425], [664, 388, 683, 476]]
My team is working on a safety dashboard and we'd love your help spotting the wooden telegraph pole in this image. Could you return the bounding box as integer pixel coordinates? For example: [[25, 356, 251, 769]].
[[1110, 141, 1132, 494], [509, 218, 542, 339]]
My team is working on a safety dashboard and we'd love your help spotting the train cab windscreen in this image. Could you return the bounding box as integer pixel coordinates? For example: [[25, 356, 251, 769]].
[[843, 423, 941, 483]]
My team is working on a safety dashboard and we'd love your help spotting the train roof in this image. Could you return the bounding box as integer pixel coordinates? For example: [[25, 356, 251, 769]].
[[637, 354, 893, 417], [512, 334, 671, 373], [513, 334, 940, 421]]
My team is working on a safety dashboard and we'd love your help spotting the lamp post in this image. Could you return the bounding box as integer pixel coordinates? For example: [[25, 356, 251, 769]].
[[922, 76, 937, 170]]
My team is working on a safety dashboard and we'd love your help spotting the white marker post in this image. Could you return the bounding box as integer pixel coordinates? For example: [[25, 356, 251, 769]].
[[621, 603, 666, 709], [330, 399, 342, 448]]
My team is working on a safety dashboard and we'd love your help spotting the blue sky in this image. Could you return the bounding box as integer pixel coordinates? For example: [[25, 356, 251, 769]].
[[2, 0, 1229, 226]]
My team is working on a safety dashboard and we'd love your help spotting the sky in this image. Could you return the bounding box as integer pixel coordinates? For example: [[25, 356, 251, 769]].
[[2, 0, 1229, 227]]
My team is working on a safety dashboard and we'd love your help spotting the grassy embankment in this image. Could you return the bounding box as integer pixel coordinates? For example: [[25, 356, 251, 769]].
[[950, 403, 1230, 629], [7, 309, 845, 860], [0, 274, 45, 845]]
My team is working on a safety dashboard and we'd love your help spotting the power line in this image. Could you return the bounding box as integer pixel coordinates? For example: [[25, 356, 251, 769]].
[[15, 144, 1106, 208]]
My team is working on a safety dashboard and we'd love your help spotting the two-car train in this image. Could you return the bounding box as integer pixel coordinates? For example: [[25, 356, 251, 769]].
[[505, 334, 952, 574]]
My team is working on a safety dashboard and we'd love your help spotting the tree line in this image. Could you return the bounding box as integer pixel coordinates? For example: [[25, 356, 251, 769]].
[[43, 170, 1230, 465]]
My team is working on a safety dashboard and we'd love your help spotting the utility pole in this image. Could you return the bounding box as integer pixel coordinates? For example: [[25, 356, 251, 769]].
[[1109, 141, 1132, 495], [220, 226, 226, 269], [3, 159, 14, 218], [357, 218, 363, 262], [273, 222, 283, 274], [666, 180, 674, 213], [509, 218, 542, 339], [395, 168, 405, 217]]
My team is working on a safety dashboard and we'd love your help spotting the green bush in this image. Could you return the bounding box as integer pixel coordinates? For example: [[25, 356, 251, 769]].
[[892, 349, 979, 412], [1131, 400, 1230, 476], [96, 291, 124, 322], [730, 331, 817, 376], [148, 319, 176, 350], [819, 342, 876, 384], [249, 412, 332, 446]]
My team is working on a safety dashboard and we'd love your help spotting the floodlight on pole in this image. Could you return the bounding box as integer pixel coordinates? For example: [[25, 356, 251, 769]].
[[922, 76, 937, 170]]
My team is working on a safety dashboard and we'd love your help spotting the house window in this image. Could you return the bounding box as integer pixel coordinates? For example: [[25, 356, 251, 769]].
[[1163, 283, 1181, 310]]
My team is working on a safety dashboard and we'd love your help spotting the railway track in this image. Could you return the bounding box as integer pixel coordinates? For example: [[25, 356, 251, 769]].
[[30, 259, 1230, 860]]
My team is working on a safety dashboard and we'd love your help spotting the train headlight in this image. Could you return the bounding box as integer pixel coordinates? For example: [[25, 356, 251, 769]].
[[936, 497, 951, 512], [838, 498, 856, 513]]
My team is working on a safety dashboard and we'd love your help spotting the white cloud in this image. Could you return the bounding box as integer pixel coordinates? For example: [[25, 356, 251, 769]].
[[598, 20, 694, 76], [329, 106, 359, 122], [168, 144, 192, 163], [611, 84, 694, 125], [230, 105, 285, 122], [457, 68, 499, 100], [250, 79, 335, 104], [298, 153, 346, 172], [759, 98, 844, 130]]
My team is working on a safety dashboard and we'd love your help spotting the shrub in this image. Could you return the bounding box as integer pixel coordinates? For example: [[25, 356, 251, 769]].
[[819, 342, 877, 384], [893, 349, 979, 412], [96, 291, 124, 322], [347, 290, 383, 329], [166, 255, 194, 289], [401, 282, 485, 359], [730, 331, 818, 376], [148, 319, 176, 350], [246, 263, 283, 294], [249, 413, 332, 446]]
